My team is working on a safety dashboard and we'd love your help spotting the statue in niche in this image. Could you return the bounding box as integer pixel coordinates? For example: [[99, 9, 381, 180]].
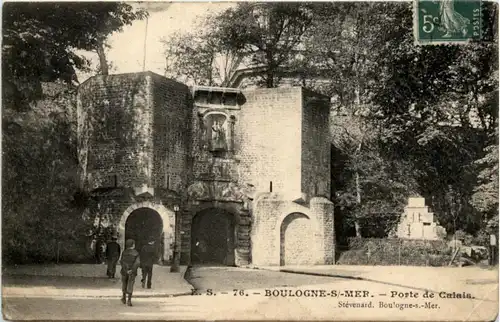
[[211, 119, 227, 151]]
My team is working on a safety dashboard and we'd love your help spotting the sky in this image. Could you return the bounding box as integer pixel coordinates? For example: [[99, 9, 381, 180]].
[[77, 2, 235, 83]]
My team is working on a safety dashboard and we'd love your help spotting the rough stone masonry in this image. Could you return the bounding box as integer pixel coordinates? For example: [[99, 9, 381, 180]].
[[77, 71, 335, 267]]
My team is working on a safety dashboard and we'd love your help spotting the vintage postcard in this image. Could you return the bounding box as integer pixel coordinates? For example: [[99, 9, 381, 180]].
[[2, 1, 498, 321]]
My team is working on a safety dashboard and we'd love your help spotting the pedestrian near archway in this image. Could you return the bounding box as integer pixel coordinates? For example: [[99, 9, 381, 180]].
[[119, 203, 174, 265], [120, 239, 140, 306], [105, 236, 121, 278], [140, 239, 156, 289]]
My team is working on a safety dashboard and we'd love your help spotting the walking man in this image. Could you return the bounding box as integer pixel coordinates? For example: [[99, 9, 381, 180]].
[[140, 239, 156, 289], [120, 239, 140, 306], [105, 236, 121, 278]]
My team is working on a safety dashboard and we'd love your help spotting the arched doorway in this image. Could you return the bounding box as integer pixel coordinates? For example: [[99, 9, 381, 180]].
[[191, 208, 235, 266], [280, 213, 313, 266], [125, 208, 163, 259]]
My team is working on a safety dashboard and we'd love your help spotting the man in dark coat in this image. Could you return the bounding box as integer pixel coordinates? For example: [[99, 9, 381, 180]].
[[105, 236, 121, 278], [95, 238, 106, 264], [120, 239, 140, 306], [140, 240, 156, 289]]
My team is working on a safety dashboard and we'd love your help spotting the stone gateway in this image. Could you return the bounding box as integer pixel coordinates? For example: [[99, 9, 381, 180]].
[[77, 71, 335, 266]]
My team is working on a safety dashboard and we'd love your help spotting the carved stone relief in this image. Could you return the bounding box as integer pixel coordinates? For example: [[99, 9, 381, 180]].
[[187, 181, 210, 200], [187, 181, 252, 203], [225, 182, 243, 201], [195, 160, 237, 181]]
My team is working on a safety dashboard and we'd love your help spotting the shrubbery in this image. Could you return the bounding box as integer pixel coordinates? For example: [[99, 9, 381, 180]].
[[337, 237, 452, 266]]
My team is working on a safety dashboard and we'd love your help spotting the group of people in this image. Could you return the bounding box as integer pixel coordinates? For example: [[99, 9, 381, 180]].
[[105, 236, 157, 306]]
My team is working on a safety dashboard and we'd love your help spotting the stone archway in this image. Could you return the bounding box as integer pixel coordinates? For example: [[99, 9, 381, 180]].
[[279, 212, 315, 266], [125, 208, 162, 257], [191, 208, 236, 266], [118, 202, 174, 264]]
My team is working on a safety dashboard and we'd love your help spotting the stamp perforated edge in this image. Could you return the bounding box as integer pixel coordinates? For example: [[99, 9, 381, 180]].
[[413, 0, 485, 46]]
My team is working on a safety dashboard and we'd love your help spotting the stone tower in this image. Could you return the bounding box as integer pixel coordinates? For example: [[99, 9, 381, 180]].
[[77, 71, 335, 266]]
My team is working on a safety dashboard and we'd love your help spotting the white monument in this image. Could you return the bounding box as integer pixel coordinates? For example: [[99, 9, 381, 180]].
[[396, 197, 446, 240]]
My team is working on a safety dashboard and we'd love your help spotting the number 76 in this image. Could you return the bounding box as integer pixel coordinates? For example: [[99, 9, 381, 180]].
[[422, 15, 440, 33]]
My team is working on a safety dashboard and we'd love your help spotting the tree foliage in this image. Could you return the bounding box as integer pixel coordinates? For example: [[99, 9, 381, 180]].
[[162, 16, 241, 86], [331, 3, 497, 238], [214, 3, 313, 88], [2, 82, 91, 263], [2, 2, 147, 107], [2, 2, 147, 263], [162, 3, 313, 88], [331, 114, 421, 237], [471, 142, 499, 217], [363, 3, 498, 235]]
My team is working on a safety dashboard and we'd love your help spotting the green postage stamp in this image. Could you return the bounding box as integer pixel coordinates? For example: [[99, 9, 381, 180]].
[[415, 0, 483, 44]]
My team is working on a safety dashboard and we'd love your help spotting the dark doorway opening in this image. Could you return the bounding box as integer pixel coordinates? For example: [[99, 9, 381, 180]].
[[191, 208, 235, 266], [125, 208, 163, 258]]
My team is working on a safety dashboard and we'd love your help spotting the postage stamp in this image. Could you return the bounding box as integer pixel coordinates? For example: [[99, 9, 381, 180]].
[[414, 0, 483, 45]]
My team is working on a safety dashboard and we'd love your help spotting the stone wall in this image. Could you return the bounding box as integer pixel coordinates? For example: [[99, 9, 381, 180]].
[[149, 73, 192, 194], [77, 73, 153, 190], [183, 88, 252, 265], [251, 194, 334, 266], [77, 72, 191, 193], [77, 72, 188, 264], [237, 88, 303, 199], [280, 213, 314, 265]]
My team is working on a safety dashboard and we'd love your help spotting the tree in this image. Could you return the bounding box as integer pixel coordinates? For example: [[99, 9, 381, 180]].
[[471, 140, 499, 222], [213, 2, 313, 88], [162, 16, 241, 87], [2, 2, 147, 263], [365, 3, 498, 235], [2, 82, 86, 263], [301, 2, 388, 102], [309, 2, 498, 237], [162, 3, 313, 88], [308, 3, 413, 237], [2, 2, 147, 107], [331, 114, 420, 238]]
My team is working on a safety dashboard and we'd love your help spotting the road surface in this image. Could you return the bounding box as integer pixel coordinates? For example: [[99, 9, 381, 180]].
[[3, 266, 498, 321]]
